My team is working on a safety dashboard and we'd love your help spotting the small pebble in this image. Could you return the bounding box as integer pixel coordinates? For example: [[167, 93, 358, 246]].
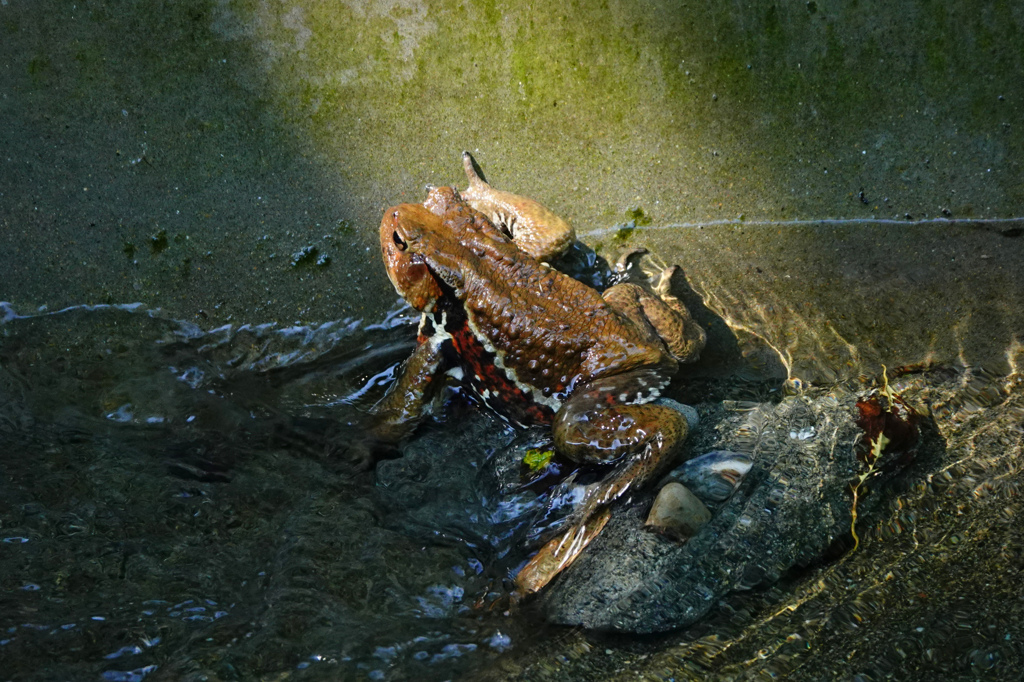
[[664, 451, 752, 503], [645, 482, 711, 540]]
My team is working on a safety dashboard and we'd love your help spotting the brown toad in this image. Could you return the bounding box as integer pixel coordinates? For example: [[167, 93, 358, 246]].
[[372, 154, 705, 592]]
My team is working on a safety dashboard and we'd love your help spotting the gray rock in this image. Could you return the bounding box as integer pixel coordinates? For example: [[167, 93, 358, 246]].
[[654, 397, 700, 431], [538, 387, 908, 633], [663, 450, 753, 505]]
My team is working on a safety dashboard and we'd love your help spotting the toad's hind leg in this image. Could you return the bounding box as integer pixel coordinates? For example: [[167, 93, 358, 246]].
[[515, 375, 690, 594], [603, 278, 706, 364]]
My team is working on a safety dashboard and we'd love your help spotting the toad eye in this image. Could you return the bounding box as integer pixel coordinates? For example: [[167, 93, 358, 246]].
[[392, 231, 408, 251]]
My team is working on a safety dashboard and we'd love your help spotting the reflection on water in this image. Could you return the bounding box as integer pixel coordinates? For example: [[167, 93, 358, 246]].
[[666, 369, 1023, 678], [2, 302, 1022, 680]]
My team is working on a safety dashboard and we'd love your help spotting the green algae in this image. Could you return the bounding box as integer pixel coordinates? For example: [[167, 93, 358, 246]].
[[626, 207, 652, 227], [150, 230, 169, 255], [2, 0, 1023, 335], [611, 225, 635, 246], [218, 0, 1024, 246], [335, 219, 354, 237]]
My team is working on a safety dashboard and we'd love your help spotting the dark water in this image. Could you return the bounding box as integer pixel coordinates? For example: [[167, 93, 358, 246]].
[[0, 303, 566, 680], [2, 302, 1023, 681]]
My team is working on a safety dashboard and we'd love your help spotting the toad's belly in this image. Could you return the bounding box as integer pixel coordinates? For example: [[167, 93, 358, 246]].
[[419, 308, 561, 427], [445, 324, 557, 427]]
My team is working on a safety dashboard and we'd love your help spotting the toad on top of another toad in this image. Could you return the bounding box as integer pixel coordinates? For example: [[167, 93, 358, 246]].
[[370, 153, 706, 593]]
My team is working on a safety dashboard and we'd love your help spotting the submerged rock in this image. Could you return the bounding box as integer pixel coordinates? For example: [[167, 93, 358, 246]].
[[537, 385, 923, 633], [662, 450, 753, 505]]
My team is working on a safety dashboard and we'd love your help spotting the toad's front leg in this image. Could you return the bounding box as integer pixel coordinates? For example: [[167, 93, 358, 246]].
[[516, 370, 691, 594], [355, 328, 447, 468]]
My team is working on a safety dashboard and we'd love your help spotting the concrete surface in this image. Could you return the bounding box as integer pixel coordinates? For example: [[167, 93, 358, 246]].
[[2, 0, 1021, 383]]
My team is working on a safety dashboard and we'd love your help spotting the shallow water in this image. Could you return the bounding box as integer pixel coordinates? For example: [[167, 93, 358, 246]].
[[0, 303, 567, 680], [500, 367, 1024, 681], [3, 297, 1022, 681]]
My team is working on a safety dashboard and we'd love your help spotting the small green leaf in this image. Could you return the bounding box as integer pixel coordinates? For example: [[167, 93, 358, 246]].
[[523, 448, 554, 472]]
